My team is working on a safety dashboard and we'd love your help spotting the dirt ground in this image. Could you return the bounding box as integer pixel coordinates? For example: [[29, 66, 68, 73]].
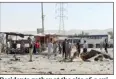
[[0, 48, 113, 75]]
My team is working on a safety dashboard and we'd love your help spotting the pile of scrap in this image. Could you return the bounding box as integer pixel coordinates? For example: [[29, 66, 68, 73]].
[[9, 39, 31, 54], [1, 32, 34, 54], [94, 53, 113, 61], [80, 50, 113, 61]]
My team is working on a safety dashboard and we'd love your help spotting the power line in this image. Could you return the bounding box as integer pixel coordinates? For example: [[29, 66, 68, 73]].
[[55, 3, 68, 35]]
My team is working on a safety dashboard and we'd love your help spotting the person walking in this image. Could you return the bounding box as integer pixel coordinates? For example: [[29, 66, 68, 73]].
[[48, 39, 53, 59], [76, 40, 81, 57], [53, 41, 58, 56]]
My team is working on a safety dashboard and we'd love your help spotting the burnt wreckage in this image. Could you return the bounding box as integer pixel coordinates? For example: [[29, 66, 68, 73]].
[[0, 32, 33, 54]]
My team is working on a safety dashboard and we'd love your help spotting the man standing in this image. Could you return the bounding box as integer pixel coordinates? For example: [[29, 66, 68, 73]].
[[53, 41, 58, 56], [12, 41, 17, 60], [33, 42, 36, 54], [48, 39, 53, 59], [12, 41, 17, 52], [58, 41, 62, 54], [62, 39, 66, 59], [35, 41, 40, 54], [64, 39, 71, 59], [28, 37, 33, 62], [76, 40, 81, 56], [83, 40, 88, 53], [6, 41, 10, 54], [104, 39, 108, 53], [67, 40, 72, 59]]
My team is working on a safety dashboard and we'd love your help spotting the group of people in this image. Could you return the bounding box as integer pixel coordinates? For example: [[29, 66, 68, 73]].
[[5, 36, 109, 61], [47, 38, 109, 60], [47, 38, 86, 59]]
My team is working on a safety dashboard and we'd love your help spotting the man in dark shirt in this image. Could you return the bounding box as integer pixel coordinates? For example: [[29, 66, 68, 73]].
[[62, 39, 67, 59], [58, 41, 62, 54], [104, 39, 108, 53], [12, 41, 16, 49], [66, 40, 72, 59], [12, 41, 17, 59], [76, 40, 81, 56]]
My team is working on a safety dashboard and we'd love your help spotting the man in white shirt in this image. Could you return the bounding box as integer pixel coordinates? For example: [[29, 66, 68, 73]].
[[100, 41, 103, 51], [7, 42, 10, 48], [48, 39, 53, 59], [83, 40, 88, 53], [53, 41, 58, 56]]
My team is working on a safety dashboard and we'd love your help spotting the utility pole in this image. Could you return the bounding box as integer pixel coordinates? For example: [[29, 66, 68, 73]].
[[55, 3, 68, 35], [41, 3, 46, 50], [41, 3, 44, 34]]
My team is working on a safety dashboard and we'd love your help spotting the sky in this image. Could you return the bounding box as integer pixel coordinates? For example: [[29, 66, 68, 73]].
[[0, 3, 113, 32]]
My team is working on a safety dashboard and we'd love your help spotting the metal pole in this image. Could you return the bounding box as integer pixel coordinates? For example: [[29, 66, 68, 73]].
[[41, 3, 44, 34], [41, 3, 46, 50]]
